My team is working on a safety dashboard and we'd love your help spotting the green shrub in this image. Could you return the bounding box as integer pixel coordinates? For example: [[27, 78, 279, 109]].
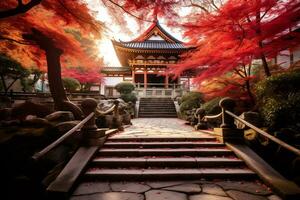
[[115, 82, 135, 94], [179, 91, 204, 116], [201, 97, 222, 115], [120, 93, 137, 104], [255, 70, 300, 128], [62, 77, 80, 92], [181, 91, 203, 103]]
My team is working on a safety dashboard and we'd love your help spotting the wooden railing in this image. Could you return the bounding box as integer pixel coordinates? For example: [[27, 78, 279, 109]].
[[134, 83, 183, 98], [32, 98, 118, 160], [196, 97, 300, 157]]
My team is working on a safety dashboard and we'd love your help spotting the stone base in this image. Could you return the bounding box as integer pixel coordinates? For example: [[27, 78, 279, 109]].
[[214, 128, 243, 143], [83, 128, 107, 138], [83, 136, 106, 146]]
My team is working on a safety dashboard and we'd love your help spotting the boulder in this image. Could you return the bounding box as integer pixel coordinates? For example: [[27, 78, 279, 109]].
[[236, 111, 263, 129], [45, 111, 75, 122], [11, 100, 53, 119], [0, 108, 12, 121], [54, 120, 80, 133], [22, 117, 52, 128]]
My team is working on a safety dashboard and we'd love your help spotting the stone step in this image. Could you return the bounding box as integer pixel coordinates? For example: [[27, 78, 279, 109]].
[[97, 148, 234, 157], [104, 141, 224, 148], [85, 168, 256, 180], [139, 106, 175, 109], [91, 157, 245, 168], [138, 114, 177, 117], [107, 137, 217, 142], [139, 111, 176, 114], [139, 103, 175, 106]]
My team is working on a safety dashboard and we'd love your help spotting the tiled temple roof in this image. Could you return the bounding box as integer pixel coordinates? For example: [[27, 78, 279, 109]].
[[112, 40, 188, 50]]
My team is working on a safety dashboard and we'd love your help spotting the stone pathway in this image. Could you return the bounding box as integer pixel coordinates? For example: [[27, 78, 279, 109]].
[[115, 118, 206, 138], [70, 118, 281, 200], [70, 180, 281, 200]]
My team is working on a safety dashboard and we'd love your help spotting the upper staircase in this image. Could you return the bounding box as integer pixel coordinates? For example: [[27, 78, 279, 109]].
[[138, 97, 177, 118]]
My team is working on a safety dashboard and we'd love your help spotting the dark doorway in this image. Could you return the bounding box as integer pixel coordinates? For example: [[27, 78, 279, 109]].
[[135, 74, 144, 84]]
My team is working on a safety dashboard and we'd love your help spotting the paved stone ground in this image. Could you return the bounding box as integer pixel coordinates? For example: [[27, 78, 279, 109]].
[[70, 180, 281, 200], [70, 118, 281, 200], [113, 118, 209, 138]]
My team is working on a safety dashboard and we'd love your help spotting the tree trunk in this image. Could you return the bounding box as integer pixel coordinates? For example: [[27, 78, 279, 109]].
[[256, 6, 271, 77], [23, 29, 83, 119], [259, 41, 271, 77], [44, 47, 68, 107]]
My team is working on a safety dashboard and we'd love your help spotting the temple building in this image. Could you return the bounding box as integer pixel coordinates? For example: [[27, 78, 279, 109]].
[[100, 21, 195, 98]]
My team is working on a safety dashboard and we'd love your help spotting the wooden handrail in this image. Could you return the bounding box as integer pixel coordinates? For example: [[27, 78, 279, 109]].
[[225, 110, 300, 157], [204, 112, 222, 120], [32, 112, 94, 160]]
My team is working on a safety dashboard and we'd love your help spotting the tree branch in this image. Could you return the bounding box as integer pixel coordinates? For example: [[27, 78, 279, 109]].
[[105, 0, 154, 22], [188, 0, 209, 13], [0, 36, 34, 45], [0, 0, 42, 19]]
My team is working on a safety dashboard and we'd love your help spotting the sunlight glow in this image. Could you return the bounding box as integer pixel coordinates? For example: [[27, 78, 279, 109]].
[[85, 0, 189, 66], [97, 39, 121, 66]]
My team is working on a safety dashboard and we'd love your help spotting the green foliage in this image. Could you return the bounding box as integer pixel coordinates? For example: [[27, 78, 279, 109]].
[[115, 82, 135, 94], [0, 54, 30, 92], [179, 91, 204, 115], [201, 97, 222, 115], [181, 91, 203, 103], [255, 70, 300, 128], [120, 93, 137, 104], [62, 77, 80, 92]]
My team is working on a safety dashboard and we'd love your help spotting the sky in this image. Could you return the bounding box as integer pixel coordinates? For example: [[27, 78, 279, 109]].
[[85, 0, 189, 66]]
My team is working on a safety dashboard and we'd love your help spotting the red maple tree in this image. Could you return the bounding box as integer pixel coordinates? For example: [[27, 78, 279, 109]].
[[0, 0, 104, 118], [174, 0, 300, 78]]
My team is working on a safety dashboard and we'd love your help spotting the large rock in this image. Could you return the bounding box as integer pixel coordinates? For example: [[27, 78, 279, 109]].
[[45, 111, 75, 122], [22, 117, 52, 128], [11, 100, 53, 119], [54, 120, 80, 133], [0, 108, 12, 121], [235, 112, 263, 129]]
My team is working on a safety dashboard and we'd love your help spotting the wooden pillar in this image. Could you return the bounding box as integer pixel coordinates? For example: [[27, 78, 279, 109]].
[[132, 67, 135, 84], [144, 68, 147, 89], [165, 74, 169, 88]]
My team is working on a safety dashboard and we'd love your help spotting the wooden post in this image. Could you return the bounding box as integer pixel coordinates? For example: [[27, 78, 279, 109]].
[[214, 97, 242, 143], [81, 98, 106, 146], [219, 97, 236, 129], [194, 108, 207, 130], [144, 69, 147, 89], [132, 67, 135, 84], [165, 74, 169, 88]]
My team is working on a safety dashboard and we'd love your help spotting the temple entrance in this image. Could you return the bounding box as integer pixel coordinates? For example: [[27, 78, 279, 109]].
[[147, 74, 164, 88]]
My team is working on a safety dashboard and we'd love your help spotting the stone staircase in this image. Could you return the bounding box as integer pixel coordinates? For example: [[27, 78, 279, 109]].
[[83, 136, 256, 181], [138, 98, 177, 118]]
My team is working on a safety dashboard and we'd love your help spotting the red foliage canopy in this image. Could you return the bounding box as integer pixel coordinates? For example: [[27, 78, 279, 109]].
[[0, 0, 104, 71], [172, 0, 300, 82], [62, 67, 102, 84]]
